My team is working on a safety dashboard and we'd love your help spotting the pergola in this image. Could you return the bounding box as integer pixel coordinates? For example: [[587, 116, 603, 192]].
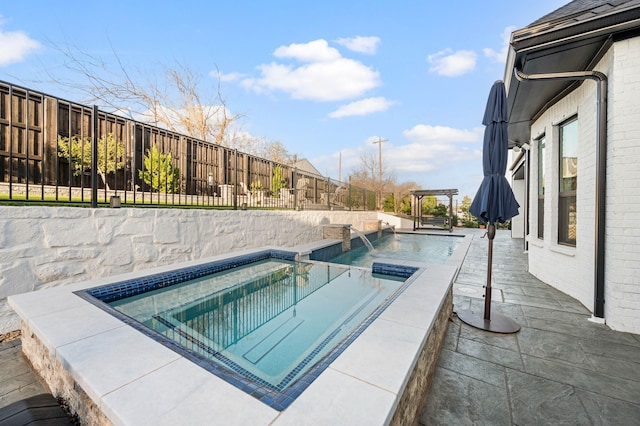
[[410, 188, 459, 232]]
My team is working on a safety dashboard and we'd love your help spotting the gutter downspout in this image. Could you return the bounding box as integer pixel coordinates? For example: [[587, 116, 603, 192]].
[[514, 67, 607, 320]]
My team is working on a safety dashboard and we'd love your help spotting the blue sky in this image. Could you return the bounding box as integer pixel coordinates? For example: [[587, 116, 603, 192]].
[[0, 1, 566, 199]]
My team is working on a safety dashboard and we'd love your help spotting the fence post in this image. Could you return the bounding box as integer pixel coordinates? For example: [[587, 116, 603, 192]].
[[233, 149, 238, 210], [91, 105, 99, 208], [293, 167, 298, 209]]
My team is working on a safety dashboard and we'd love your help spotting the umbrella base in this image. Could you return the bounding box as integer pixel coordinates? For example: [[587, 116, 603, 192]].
[[457, 309, 520, 334]]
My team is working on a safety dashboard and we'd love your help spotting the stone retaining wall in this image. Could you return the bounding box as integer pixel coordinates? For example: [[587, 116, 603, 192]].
[[389, 289, 453, 426], [0, 206, 378, 333]]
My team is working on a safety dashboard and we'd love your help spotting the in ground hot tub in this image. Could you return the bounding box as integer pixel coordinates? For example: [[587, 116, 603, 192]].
[[77, 253, 410, 410], [9, 246, 458, 425]]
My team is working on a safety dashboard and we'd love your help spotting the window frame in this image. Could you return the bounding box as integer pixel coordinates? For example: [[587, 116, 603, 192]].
[[558, 117, 577, 246], [537, 135, 545, 240]]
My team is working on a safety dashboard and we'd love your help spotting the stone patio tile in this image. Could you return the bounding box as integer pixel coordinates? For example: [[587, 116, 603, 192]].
[[516, 327, 592, 367], [522, 355, 640, 404], [521, 305, 586, 325], [437, 349, 506, 387], [457, 321, 521, 353], [0, 380, 48, 408], [506, 369, 592, 425], [576, 389, 640, 426], [557, 298, 594, 314], [442, 321, 460, 352], [0, 341, 47, 406], [455, 335, 524, 370], [525, 317, 640, 347], [502, 293, 566, 310], [452, 296, 472, 310], [585, 354, 640, 387], [420, 367, 510, 426], [579, 334, 640, 360]]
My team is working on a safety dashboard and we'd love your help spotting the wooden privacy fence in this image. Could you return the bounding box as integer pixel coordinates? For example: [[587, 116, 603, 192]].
[[0, 80, 375, 210]]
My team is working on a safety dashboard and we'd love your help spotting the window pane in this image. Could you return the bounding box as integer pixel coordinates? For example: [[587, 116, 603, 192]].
[[559, 195, 576, 245], [538, 198, 544, 239], [559, 119, 577, 246], [537, 137, 545, 239], [538, 137, 545, 196], [560, 121, 578, 193]]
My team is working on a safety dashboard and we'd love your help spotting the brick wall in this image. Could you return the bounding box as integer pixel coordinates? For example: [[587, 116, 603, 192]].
[[604, 37, 640, 334], [527, 38, 640, 334]]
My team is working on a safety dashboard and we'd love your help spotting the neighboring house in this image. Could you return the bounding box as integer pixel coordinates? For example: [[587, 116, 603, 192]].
[[506, 0, 640, 334], [292, 158, 323, 177]]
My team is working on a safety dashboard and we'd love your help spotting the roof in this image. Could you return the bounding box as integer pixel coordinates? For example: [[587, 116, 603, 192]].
[[293, 158, 323, 176], [410, 189, 459, 198], [505, 0, 640, 145]]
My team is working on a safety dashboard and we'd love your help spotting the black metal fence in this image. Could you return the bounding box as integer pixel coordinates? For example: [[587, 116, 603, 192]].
[[0, 80, 375, 210]]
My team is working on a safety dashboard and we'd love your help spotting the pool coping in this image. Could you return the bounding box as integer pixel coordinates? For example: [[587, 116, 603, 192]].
[[9, 237, 465, 425]]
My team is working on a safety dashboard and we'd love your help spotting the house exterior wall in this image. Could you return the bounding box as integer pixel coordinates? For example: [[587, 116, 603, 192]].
[[604, 37, 640, 334], [526, 38, 640, 334], [511, 177, 526, 239]]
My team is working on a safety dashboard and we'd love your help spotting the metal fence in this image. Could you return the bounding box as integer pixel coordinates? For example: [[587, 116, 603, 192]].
[[0, 80, 375, 210]]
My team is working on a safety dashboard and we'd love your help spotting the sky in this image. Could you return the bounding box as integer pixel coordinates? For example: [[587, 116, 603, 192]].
[[0, 0, 568, 200]]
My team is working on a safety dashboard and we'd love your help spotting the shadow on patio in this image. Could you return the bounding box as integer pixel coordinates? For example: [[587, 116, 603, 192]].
[[420, 229, 640, 425]]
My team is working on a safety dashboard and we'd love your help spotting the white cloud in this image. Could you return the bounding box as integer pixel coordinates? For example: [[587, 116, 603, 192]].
[[215, 71, 245, 82], [483, 26, 516, 63], [427, 49, 477, 77], [312, 124, 483, 187], [242, 39, 380, 102], [0, 21, 41, 67], [328, 97, 395, 118], [403, 124, 483, 143], [335, 36, 381, 54], [274, 39, 341, 63]]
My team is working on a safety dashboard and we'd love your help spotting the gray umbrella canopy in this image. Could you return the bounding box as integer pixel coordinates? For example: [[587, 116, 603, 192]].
[[458, 80, 520, 334], [469, 80, 520, 224]]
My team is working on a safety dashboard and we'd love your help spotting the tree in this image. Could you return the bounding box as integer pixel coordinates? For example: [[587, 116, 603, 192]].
[[47, 45, 293, 160], [460, 195, 472, 220], [57, 133, 125, 190], [350, 151, 395, 209], [385, 181, 419, 214], [139, 144, 180, 193], [271, 165, 287, 197], [46, 45, 242, 143]]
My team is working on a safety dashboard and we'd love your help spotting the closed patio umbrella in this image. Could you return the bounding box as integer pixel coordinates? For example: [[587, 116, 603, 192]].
[[457, 80, 521, 334]]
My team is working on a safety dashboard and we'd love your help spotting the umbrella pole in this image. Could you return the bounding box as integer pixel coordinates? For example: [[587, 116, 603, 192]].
[[484, 223, 495, 320], [457, 223, 520, 334]]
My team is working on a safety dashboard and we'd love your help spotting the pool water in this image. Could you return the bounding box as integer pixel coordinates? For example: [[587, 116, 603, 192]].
[[331, 233, 461, 267], [108, 259, 405, 396]]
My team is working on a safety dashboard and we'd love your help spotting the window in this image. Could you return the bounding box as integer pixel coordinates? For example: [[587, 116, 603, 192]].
[[559, 119, 577, 246], [537, 136, 545, 239]]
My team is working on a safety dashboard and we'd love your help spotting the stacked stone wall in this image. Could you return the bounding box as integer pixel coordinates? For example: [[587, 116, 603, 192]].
[[0, 206, 377, 333]]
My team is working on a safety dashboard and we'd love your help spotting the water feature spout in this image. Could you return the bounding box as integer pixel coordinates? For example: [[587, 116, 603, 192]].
[[382, 221, 397, 236], [350, 226, 375, 251]]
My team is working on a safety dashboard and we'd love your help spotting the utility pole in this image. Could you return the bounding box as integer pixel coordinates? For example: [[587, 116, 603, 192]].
[[372, 137, 388, 210]]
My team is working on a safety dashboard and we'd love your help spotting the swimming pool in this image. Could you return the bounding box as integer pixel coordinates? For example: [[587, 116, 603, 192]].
[[330, 232, 463, 267], [77, 250, 411, 411]]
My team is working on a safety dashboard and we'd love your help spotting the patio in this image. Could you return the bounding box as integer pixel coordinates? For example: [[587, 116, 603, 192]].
[[2, 229, 640, 424]]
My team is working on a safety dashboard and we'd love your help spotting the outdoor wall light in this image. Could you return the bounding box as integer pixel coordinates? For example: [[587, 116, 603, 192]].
[[513, 142, 531, 153]]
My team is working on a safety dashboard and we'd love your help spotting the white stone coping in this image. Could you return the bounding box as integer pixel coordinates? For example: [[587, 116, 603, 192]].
[[9, 247, 457, 426]]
